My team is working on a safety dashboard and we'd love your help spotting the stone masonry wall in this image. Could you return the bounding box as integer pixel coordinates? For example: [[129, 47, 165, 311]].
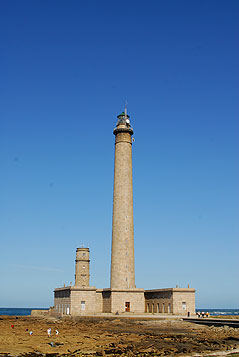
[[172, 290, 195, 315], [54, 297, 71, 315], [102, 291, 111, 313], [144, 289, 195, 315], [95, 290, 103, 313], [111, 290, 145, 313], [145, 291, 173, 313], [70, 289, 97, 316]]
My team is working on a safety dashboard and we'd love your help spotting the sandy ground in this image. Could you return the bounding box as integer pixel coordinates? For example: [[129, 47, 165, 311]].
[[0, 315, 239, 356]]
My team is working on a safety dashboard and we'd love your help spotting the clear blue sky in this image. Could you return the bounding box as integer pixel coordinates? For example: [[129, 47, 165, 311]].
[[0, 0, 238, 309]]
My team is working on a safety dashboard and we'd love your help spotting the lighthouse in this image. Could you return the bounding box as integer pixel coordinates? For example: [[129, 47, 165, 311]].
[[106, 107, 145, 313], [111, 107, 135, 289]]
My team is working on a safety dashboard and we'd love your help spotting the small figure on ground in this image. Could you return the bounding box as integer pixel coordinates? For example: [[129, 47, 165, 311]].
[[47, 328, 51, 337], [29, 331, 33, 336], [11, 324, 14, 328], [56, 329, 59, 335], [25, 328, 28, 332]]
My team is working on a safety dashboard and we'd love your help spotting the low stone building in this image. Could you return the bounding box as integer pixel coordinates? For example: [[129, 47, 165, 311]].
[[53, 247, 195, 316]]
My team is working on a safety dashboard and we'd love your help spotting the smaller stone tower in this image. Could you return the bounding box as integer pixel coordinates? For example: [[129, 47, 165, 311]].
[[75, 247, 90, 287]]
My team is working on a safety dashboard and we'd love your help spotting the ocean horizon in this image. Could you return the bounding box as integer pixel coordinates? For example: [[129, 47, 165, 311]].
[[0, 308, 48, 316], [0, 307, 238, 316]]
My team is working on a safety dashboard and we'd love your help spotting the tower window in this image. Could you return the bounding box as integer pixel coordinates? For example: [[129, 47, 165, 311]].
[[81, 301, 85, 310]]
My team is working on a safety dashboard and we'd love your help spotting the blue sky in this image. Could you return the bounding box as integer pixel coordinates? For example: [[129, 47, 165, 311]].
[[0, 0, 238, 308]]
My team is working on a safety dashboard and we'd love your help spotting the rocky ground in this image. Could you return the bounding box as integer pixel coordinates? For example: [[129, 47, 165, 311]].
[[0, 315, 239, 356]]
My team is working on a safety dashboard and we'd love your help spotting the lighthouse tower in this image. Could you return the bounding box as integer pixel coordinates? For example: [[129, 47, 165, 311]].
[[104, 107, 144, 313], [111, 107, 135, 289]]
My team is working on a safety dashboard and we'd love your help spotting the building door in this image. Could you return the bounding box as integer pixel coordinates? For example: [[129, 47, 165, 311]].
[[125, 302, 130, 312]]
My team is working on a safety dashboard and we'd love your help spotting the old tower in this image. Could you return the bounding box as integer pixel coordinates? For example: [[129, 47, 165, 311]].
[[75, 247, 90, 287]]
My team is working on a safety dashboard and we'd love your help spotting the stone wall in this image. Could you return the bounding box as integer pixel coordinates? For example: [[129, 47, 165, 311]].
[[145, 288, 195, 315], [172, 289, 195, 315], [102, 290, 111, 313], [54, 297, 71, 315], [145, 290, 173, 313], [95, 290, 103, 313], [70, 288, 97, 316], [31, 309, 49, 316], [110, 289, 145, 313]]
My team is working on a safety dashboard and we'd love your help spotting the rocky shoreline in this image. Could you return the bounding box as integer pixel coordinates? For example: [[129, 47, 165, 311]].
[[0, 315, 239, 356]]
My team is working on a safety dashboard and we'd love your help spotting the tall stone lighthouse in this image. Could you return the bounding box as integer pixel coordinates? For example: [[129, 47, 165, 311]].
[[106, 107, 144, 313], [111, 108, 135, 289]]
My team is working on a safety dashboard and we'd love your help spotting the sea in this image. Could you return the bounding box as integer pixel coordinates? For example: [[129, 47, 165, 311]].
[[0, 308, 48, 316], [196, 309, 239, 316], [0, 308, 238, 316]]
